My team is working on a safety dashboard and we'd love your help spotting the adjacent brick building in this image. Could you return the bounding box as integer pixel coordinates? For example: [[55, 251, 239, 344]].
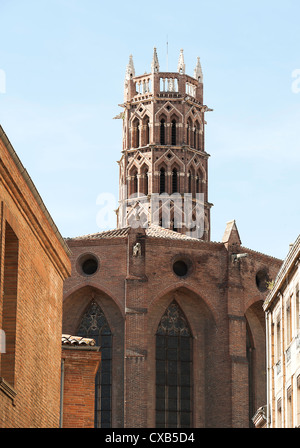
[[0, 126, 71, 427], [62, 49, 283, 428]]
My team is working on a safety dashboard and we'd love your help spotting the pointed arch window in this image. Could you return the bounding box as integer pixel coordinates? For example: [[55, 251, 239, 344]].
[[195, 121, 201, 150], [171, 120, 177, 146], [145, 118, 150, 145], [144, 169, 149, 196], [77, 300, 112, 428], [160, 119, 166, 145], [133, 171, 138, 195], [186, 119, 192, 146], [172, 168, 178, 193], [132, 119, 140, 148], [196, 176, 200, 194], [160, 168, 166, 194], [155, 301, 193, 428], [188, 171, 192, 194]]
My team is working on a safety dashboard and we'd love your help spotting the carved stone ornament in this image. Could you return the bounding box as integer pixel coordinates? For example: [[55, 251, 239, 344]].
[[133, 242, 142, 257]]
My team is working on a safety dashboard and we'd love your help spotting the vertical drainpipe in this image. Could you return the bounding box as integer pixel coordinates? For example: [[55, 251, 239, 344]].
[[59, 359, 64, 428]]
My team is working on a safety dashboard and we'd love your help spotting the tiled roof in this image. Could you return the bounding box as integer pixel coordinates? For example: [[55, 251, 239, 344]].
[[62, 334, 96, 346], [66, 227, 131, 241], [146, 224, 199, 241], [66, 224, 200, 242]]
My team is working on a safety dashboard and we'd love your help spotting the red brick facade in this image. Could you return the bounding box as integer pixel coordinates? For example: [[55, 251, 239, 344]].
[[63, 224, 282, 428], [61, 337, 101, 428], [0, 126, 71, 427], [62, 50, 283, 428]]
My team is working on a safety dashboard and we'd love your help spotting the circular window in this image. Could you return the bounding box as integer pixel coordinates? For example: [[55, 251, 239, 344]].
[[255, 270, 269, 292], [78, 254, 99, 276], [173, 260, 189, 277]]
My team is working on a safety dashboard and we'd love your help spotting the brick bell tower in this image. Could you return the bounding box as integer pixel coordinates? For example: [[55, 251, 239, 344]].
[[116, 48, 213, 241]]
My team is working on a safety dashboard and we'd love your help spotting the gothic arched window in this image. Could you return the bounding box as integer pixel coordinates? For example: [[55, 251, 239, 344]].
[[155, 301, 193, 428], [172, 168, 178, 193], [160, 119, 166, 145], [186, 119, 192, 146], [133, 171, 138, 195], [160, 168, 166, 194], [195, 121, 201, 150], [144, 169, 149, 196], [132, 118, 140, 148], [145, 118, 150, 145], [171, 119, 177, 146], [77, 300, 112, 428], [196, 176, 200, 194]]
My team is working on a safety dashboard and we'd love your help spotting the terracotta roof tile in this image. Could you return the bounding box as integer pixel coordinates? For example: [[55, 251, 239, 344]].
[[66, 227, 131, 241], [62, 334, 96, 346], [67, 225, 200, 242], [145, 224, 199, 241]]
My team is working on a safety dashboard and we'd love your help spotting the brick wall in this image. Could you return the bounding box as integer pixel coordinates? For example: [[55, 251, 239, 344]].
[[63, 226, 282, 428], [0, 128, 71, 427], [61, 347, 101, 428]]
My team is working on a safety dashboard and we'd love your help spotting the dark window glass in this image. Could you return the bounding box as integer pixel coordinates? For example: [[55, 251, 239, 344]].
[[172, 169, 178, 193], [77, 300, 112, 428], [155, 302, 192, 428], [171, 120, 176, 145], [133, 172, 138, 194], [160, 168, 166, 194], [160, 119, 165, 145]]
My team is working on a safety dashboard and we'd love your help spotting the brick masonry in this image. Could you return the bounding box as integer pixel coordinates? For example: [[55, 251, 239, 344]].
[[62, 51, 283, 428], [61, 346, 101, 428], [0, 127, 71, 427], [63, 224, 282, 428]]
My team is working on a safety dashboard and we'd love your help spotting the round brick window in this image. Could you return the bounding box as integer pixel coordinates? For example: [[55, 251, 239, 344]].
[[78, 254, 99, 276], [173, 259, 189, 277], [255, 270, 269, 292]]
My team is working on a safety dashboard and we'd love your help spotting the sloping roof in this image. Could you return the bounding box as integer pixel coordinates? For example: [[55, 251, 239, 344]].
[[66, 227, 131, 241], [62, 334, 96, 346], [146, 224, 199, 241], [66, 224, 200, 242]]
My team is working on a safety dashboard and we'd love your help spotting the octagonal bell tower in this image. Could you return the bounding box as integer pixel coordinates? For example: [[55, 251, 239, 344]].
[[116, 48, 213, 241]]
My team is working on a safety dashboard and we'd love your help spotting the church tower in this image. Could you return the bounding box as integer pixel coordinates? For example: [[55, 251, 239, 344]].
[[116, 48, 213, 241]]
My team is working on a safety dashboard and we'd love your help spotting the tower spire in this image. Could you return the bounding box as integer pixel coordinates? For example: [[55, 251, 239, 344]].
[[177, 49, 185, 74], [194, 57, 203, 83], [151, 47, 160, 73], [125, 54, 135, 81]]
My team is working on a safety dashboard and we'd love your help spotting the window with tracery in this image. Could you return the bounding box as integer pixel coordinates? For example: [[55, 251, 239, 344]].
[[77, 300, 112, 428], [155, 301, 193, 428]]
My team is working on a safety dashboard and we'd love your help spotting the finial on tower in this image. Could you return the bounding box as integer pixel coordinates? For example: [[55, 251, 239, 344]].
[[125, 54, 135, 80], [194, 57, 203, 83], [177, 49, 185, 74], [151, 47, 160, 73]]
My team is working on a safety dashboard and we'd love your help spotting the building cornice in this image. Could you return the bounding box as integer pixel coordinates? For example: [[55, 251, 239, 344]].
[[0, 125, 71, 279], [264, 235, 300, 311]]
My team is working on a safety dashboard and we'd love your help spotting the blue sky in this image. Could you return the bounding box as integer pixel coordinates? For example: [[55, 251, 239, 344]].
[[0, 0, 299, 260]]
